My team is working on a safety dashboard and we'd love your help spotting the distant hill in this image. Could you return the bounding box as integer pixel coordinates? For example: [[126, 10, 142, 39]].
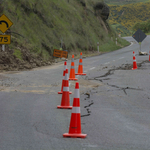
[[108, 2, 150, 36], [105, 0, 150, 5]]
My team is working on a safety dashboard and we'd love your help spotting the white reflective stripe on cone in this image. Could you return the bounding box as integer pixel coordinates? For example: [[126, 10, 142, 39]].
[[72, 107, 80, 113], [133, 60, 136, 62], [64, 66, 67, 70], [74, 89, 80, 98], [63, 87, 69, 91], [64, 73, 69, 80]]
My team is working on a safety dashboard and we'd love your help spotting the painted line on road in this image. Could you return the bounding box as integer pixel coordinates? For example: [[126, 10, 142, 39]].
[[128, 42, 134, 47], [104, 62, 110, 65], [89, 67, 95, 70], [119, 57, 124, 60]]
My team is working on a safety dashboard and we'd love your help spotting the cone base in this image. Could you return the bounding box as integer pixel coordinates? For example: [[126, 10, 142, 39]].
[[58, 91, 63, 94], [57, 105, 72, 109], [63, 133, 87, 138], [75, 73, 86, 75], [58, 91, 72, 94], [69, 78, 78, 81], [132, 67, 137, 70]]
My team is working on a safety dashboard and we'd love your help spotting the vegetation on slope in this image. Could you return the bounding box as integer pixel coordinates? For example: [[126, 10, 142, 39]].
[[132, 19, 150, 33], [108, 2, 150, 36], [105, 0, 150, 5], [0, 0, 129, 71]]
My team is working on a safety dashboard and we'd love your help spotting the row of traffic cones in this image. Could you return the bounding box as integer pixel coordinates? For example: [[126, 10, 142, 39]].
[[58, 52, 86, 94], [69, 52, 86, 80], [57, 52, 87, 138]]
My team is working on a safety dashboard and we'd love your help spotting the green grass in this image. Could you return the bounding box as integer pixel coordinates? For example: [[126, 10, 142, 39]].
[[13, 49, 23, 60], [105, 0, 150, 5], [1, 0, 129, 61]]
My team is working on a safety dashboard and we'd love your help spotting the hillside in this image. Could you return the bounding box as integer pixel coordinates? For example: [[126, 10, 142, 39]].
[[105, 0, 150, 5], [0, 0, 129, 71], [108, 2, 150, 36]]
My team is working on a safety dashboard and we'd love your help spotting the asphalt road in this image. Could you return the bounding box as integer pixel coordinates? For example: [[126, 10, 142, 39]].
[[0, 36, 150, 150]]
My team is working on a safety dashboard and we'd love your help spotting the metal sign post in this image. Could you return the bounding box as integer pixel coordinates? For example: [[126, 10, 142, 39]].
[[139, 42, 141, 52], [132, 29, 147, 52], [97, 42, 99, 53], [2, 33, 5, 51]]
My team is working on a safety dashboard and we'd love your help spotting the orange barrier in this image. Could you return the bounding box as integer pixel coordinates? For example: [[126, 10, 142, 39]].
[[63, 82, 87, 138]]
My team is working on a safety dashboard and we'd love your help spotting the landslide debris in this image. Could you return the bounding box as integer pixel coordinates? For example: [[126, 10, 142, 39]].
[[0, 45, 53, 71]]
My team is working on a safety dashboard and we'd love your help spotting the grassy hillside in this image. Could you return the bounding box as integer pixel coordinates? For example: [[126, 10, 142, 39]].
[[105, 0, 150, 5], [108, 2, 150, 36], [0, 0, 129, 71]]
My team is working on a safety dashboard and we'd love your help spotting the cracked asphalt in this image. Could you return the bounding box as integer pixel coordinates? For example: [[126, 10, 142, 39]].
[[0, 36, 150, 150]]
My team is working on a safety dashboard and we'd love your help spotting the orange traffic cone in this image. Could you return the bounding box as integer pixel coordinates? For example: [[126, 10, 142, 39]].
[[69, 55, 78, 81], [57, 69, 72, 109], [75, 52, 86, 75], [58, 62, 72, 94], [132, 51, 137, 70], [63, 82, 87, 138]]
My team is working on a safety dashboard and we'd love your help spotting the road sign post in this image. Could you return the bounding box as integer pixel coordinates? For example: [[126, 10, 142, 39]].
[[97, 42, 99, 53], [139, 42, 141, 52], [132, 29, 147, 52], [2, 33, 5, 51]]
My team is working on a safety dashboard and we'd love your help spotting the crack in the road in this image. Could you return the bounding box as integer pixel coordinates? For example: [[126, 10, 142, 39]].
[[81, 92, 94, 117], [106, 83, 143, 95], [85, 60, 148, 99], [89, 60, 150, 81]]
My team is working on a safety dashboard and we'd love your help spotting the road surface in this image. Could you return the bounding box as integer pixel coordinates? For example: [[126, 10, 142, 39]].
[[0, 36, 150, 150]]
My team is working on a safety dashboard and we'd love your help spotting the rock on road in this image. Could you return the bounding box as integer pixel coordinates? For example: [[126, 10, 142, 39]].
[[0, 36, 150, 150]]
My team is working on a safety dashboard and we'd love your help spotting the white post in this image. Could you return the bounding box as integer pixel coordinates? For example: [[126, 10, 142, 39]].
[[2, 33, 5, 51], [118, 33, 121, 37], [116, 38, 117, 45], [97, 42, 99, 53]]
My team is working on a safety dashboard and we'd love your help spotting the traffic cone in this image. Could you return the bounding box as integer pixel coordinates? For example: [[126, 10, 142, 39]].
[[69, 55, 78, 81], [58, 62, 72, 94], [57, 69, 72, 109], [132, 51, 137, 70], [63, 82, 87, 138], [75, 52, 86, 75]]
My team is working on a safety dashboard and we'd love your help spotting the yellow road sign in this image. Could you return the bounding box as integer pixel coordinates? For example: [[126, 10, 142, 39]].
[[0, 35, 11, 44], [0, 14, 13, 33]]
